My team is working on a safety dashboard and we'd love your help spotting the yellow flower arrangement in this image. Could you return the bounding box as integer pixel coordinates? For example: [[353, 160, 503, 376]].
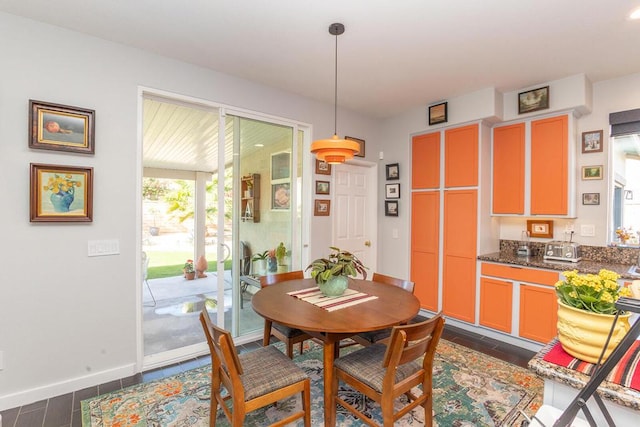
[[43, 173, 82, 194], [555, 269, 631, 315]]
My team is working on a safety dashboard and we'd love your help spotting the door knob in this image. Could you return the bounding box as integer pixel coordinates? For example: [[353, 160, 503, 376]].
[[364, 240, 371, 247]]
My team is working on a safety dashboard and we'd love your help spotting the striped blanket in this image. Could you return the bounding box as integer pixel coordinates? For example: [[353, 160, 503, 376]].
[[543, 340, 640, 391], [287, 286, 378, 311]]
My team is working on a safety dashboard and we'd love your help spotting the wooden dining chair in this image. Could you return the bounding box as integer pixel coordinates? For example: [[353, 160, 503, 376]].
[[200, 309, 311, 426], [353, 272, 429, 346], [260, 270, 314, 358], [333, 313, 445, 427]]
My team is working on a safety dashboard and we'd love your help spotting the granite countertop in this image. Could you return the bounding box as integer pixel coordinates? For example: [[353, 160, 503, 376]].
[[528, 339, 640, 411], [477, 251, 639, 281]]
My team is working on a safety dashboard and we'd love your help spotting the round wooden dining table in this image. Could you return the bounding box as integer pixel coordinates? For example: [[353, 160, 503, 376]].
[[252, 277, 421, 426]]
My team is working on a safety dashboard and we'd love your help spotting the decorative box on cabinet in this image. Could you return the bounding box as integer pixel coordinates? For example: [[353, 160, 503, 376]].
[[491, 113, 575, 217], [480, 262, 559, 343], [241, 174, 260, 222]]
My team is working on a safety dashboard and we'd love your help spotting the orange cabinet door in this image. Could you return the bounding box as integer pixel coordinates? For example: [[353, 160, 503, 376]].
[[442, 189, 477, 323], [519, 284, 558, 343], [412, 132, 440, 189], [479, 277, 513, 333], [444, 124, 478, 188], [411, 191, 439, 310], [492, 123, 525, 214], [530, 115, 568, 215]]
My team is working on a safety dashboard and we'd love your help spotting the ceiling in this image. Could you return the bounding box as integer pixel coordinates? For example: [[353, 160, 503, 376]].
[[2, 0, 640, 119]]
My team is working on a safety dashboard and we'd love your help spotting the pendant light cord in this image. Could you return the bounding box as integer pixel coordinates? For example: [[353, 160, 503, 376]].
[[334, 30, 338, 136]]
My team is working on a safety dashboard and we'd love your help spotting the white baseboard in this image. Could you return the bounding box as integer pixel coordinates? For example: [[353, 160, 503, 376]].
[[0, 363, 136, 412]]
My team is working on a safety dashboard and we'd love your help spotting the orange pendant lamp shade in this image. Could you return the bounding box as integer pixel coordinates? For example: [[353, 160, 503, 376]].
[[311, 23, 360, 164], [311, 134, 360, 164]]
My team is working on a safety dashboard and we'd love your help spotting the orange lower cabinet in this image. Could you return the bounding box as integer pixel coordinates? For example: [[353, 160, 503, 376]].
[[411, 250, 438, 311], [479, 278, 512, 333], [519, 284, 558, 343]]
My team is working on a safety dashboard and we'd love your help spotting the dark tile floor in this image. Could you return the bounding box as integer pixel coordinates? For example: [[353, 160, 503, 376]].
[[0, 324, 535, 427]]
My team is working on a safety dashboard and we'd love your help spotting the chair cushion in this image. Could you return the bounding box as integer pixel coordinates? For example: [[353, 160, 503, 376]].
[[239, 345, 308, 401], [356, 328, 392, 344], [357, 313, 430, 344], [334, 343, 421, 393], [273, 322, 308, 338]]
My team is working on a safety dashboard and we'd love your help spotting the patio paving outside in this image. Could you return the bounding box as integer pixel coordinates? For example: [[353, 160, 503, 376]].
[[142, 271, 264, 356]]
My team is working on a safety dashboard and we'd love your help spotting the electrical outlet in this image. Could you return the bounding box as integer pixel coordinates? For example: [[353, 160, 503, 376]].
[[581, 224, 596, 237], [565, 222, 575, 233]]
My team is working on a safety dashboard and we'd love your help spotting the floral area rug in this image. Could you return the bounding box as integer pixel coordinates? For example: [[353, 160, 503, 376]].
[[82, 339, 542, 426]]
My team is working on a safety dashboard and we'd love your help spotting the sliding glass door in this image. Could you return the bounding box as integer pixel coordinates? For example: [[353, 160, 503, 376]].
[[141, 93, 307, 367]]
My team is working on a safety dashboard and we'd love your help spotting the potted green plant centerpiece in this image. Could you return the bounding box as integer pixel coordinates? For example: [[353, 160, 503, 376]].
[[252, 250, 269, 275], [555, 269, 632, 363], [306, 247, 367, 296]]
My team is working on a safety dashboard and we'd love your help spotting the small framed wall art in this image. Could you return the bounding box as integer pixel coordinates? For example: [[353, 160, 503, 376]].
[[30, 163, 93, 222], [385, 200, 399, 217], [315, 159, 332, 175], [582, 165, 603, 180], [271, 183, 290, 210], [526, 219, 553, 238], [29, 100, 95, 154], [314, 199, 331, 216], [582, 193, 600, 205], [385, 183, 400, 199], [518, 86, 549, 114], [385, 163, 399, 180], [346, 136, 365, 158], [428, 102, 447, 126], [582, 130, 604, 154], [315, 180, 330, 195]]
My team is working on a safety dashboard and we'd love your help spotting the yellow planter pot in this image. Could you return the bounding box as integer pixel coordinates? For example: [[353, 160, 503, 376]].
[[557, 299, 631, 364]]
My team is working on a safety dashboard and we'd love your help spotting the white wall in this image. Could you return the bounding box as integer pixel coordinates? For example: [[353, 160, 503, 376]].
[[376, 72, 640, 278], [0, 12, 379, 409]]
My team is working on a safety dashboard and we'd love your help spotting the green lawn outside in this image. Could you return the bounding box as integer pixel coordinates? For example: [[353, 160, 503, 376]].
[[145, 250, 232, 279]]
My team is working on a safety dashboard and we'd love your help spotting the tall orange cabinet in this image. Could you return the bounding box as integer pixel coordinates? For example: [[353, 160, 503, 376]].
[[491, 113, 575, 217], [411, 123, 493, 323]]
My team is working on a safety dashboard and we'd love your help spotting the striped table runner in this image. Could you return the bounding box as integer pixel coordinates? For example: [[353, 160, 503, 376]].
[[287, 286, 378, 312], [543, 340, 640, 391]]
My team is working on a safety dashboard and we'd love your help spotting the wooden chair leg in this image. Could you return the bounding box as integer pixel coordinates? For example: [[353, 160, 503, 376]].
[[302, 379, 311, 427], [298, 341, 303, 355], [263, 320, 272, 347], [286, 341, 294, 358], [381, 394, 395, 426]]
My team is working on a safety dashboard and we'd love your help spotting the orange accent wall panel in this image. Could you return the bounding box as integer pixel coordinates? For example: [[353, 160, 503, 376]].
[[492, 123, 525, 214], [412, 132, 440, 189], [444, 124, 478, 188], [411, 251, 439, 311], [442, 190, 477, 323], [519, 284, 558, 343], [411, 191, 439, 310], [530, 115, 568, 215], [479, 278, 513, 333], [480, 263, 559, 287], [411, 192, 439, 253]]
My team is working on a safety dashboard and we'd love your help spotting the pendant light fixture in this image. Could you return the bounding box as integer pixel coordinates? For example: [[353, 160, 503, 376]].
[[310, 23, 360, 164]]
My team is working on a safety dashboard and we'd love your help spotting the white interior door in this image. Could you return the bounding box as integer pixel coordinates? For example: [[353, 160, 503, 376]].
[[333, 162, 378, 274]]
